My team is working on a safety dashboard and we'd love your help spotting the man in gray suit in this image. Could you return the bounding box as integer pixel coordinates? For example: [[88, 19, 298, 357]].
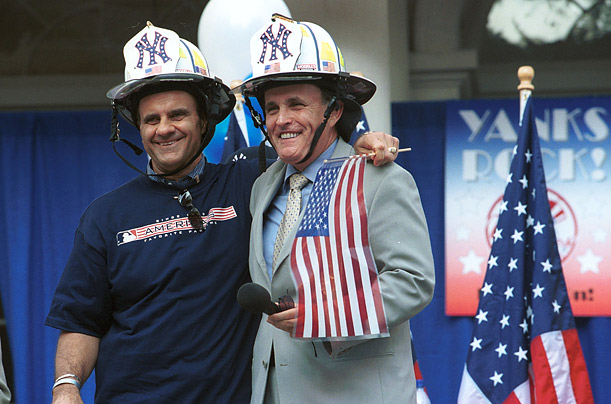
[[237, 15, 435, 404], [0, 341, 10, 404]]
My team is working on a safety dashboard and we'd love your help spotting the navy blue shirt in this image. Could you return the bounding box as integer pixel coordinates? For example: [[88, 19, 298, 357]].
[[46, 159, 260, 403]]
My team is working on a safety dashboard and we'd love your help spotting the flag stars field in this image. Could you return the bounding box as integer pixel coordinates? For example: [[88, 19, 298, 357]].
[[533, 284, 545, 298], [504, 286, 514, 300], [499, 314, 510, 329], [511, 229, 524, 244], [476, 309, 489, 324], [495, 343, 508, 358], [481, 282, 493, 296], [552, 300, 562, 313], [471, 337, 483, 351], [541, 259, 553, 273], [514, 201, 527, 216], [514, 346, 528, 362], [499, 200, 508, 214], [526, 214, 534, 227], [490, 371, 503, 386], [507, 257, 518, 271], [533, 221, 545, 235]]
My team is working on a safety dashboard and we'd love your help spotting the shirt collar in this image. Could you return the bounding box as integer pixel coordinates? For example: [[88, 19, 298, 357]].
[[284, 139, 338, 187], [147, 155, 206, 189]]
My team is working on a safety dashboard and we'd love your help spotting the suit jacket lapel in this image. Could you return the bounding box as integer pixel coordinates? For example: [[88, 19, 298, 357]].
[[253, 162, 287, 279]]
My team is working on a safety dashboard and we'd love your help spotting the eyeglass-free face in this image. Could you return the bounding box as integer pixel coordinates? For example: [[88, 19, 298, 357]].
[[138, 91, 207, 181]]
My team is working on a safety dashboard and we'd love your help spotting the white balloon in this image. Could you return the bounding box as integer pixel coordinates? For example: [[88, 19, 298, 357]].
[[198, 0, 291, 85]]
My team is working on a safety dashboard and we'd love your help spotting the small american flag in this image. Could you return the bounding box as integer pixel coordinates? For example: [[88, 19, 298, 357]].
[[290, 156, 388, 340], [322, 60, 335, 72], [144, 65, 162, 76], [457, 98, 594, 403], [264, 63, 281, 73]]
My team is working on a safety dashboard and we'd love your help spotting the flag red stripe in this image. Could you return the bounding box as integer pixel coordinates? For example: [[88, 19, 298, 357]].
[[291, 238, 306, 337], [531, 334, 560, 403], [314, 236, 333, 337], [355, 159, 388, 334], [324, 235, 342, 335], [342, 160, 369, 335], [332, 165, 355, 336], [501, 392, 522, 404], [301, 239, 319, 337], [562, 329, 595, 404]]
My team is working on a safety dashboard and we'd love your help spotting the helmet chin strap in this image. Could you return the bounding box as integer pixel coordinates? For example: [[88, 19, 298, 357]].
[[243, 95, 271, 174], [296, 96, 338, 166]]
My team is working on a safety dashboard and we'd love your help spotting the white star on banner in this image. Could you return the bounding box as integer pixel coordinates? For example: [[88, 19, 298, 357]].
[[593, 228, 607, 243], [577, 249, 602, 274], [460, 249, 485, 274], [456, 226, 471, 241]]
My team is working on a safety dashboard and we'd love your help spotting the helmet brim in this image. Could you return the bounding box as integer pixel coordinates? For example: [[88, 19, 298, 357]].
[[107, 74, 235, 124], [235, 71, 376, 106]]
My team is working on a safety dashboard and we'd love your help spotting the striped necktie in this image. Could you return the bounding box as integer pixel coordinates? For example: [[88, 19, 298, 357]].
[[272, 173, 309, 269]]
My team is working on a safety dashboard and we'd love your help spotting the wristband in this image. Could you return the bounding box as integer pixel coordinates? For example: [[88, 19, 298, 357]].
[[52, 376, 82, 391], [55, 373, 82, 384]]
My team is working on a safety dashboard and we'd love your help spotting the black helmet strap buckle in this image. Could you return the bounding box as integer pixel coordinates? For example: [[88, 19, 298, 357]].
[[243, 95, 271, 173], [296, 95, 338, 165]]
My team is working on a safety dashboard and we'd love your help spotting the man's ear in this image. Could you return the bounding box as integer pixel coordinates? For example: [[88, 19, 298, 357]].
[[329, 100, 344, 127], [200, 117, 209, 135]]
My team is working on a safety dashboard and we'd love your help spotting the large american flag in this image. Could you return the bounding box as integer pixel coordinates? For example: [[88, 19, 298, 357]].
[[290, 156, 389, 340], [457, 98, 594, 403]]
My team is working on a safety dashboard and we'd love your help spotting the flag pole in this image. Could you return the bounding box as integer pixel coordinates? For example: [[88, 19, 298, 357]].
[[324, 147, 412, 164], [517, 65, 534, 125]]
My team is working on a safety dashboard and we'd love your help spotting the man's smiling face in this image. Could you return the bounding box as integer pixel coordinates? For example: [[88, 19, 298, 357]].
[[138, 90, 207, 180]]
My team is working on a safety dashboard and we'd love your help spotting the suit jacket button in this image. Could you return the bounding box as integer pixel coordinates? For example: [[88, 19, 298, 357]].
[[262, 360, 268, 369]]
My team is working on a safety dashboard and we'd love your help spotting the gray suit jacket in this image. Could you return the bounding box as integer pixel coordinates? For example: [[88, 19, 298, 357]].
[[248, 139, 435, 404], [0, 341, 10, 404]]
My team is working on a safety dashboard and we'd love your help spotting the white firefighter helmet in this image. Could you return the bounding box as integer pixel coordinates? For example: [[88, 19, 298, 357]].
[[107, 21, 235, 127], [237, 14, 376, 106]]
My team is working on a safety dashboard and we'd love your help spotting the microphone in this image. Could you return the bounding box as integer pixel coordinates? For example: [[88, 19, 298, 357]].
[[237, 283, 294, 315]]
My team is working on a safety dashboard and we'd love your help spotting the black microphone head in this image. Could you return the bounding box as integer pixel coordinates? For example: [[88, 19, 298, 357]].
[[237, 283, 277, 315]]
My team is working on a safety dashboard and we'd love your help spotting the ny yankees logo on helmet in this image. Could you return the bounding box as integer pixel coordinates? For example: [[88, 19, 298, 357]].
[[258, 23, 293, 63], [135, 31, 171, 68]]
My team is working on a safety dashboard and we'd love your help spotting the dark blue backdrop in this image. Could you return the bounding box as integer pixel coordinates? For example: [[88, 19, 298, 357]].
[[0, 103, 608, 403]]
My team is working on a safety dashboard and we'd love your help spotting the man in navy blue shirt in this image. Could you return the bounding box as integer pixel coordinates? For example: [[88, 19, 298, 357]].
[[46, 22, 397, 404]]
